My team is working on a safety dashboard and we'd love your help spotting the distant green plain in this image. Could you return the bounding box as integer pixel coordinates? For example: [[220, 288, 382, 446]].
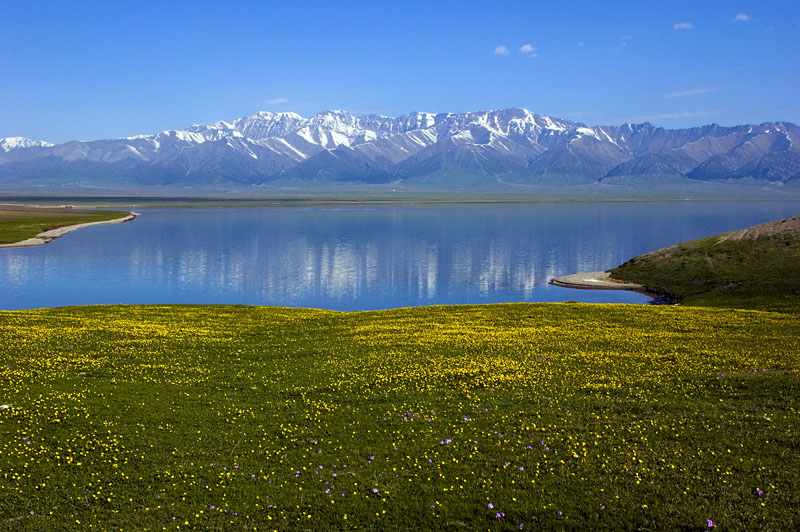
[[0, 207, 129, 245]]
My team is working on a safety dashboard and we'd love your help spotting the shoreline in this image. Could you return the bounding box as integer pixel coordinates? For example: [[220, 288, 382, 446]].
[[549, 270, 647, 292], [549, 271, 680, 305], [0, 212, 139, 249]]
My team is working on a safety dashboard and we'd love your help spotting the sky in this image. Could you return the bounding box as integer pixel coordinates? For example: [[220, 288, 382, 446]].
[[2, 1, 799, 144]]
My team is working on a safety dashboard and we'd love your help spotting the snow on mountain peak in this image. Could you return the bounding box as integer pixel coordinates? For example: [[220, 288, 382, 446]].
[[170, 108, 584, 149], [0, 137, 54, 152], [2, 109, 798, 190]]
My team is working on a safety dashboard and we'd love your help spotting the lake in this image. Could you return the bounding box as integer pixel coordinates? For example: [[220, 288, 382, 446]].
[[1, 201, 798, 310]]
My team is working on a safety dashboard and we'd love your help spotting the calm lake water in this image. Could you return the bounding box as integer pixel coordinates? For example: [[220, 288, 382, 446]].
[[1, 201, 798, 310]]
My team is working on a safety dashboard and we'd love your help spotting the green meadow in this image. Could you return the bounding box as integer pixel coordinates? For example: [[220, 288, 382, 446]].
[[0, 207, 129, 245], [1, 303, 798, 531]]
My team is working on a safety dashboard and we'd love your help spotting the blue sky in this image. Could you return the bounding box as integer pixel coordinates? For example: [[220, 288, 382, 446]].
[[2, 1, 798, 143]]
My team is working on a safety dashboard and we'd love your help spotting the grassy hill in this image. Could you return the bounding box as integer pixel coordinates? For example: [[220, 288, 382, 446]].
[[610, 215, 800, 312], [1, 303, 798, 531]]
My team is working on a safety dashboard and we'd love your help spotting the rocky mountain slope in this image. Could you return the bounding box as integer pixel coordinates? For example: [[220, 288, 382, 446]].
[[1, 109, 799, 190]]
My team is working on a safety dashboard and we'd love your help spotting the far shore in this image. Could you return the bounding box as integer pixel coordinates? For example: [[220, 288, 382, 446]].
[[0, 212, 139, 249]]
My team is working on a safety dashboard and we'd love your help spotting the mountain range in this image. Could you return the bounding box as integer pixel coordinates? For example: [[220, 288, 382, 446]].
[[2, 109, 799, 191]]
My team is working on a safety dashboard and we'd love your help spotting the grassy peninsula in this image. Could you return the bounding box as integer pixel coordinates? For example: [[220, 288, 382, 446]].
[[0, 205, 131, 245], [1, 303, 798, 531], [611, 215, 800, 312]]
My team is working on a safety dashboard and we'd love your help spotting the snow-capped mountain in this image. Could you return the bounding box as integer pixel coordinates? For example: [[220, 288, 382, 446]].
[[0, 137, 54, 152], [0, 109, 798, 189]]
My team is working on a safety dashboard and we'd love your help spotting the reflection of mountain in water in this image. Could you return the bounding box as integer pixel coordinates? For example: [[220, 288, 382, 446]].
[[2, 202, 797, 310], [120, 206, 627, 306]]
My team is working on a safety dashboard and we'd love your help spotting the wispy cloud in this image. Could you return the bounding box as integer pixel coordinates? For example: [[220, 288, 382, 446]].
[[622, 110, 721, 123], [576, 42, 585, 48], [673, 22, 694, 30], [663, 87, 720, 98], [519, 43, 539, 58], [616, 35, 632, 52], [731, 13, 750, 22], [494, 45, 510, 55], [519, 44, 538, 58], [557, 111, 598, 119], [267, 97, 289, 105]]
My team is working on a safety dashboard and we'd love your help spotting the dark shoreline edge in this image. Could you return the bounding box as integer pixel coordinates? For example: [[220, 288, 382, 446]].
[[549, 271, 678, 305]]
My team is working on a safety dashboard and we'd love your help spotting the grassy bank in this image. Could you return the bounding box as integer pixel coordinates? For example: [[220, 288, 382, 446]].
[[610, 216, 800, 312], [1, 303, 798, 531], [0, 206, 130, 245]]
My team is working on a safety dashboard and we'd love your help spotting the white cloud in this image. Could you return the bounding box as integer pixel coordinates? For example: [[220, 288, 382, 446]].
[[732, 13, 750, 22], [673, 22, 694, 30], [663, 87, 720, 98], [267, 97, 289, 104], [557, 111, 598, 119], [616, 35, 632, 52], [519, 44, 538, 58], [623, 110, 720, 123], [494, 45, 510, 55], [576, 42, 585, 48]]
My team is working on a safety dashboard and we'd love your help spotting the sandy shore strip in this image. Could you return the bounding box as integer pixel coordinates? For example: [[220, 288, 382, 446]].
[[0, 212, 139, 249], [549, 271, 645, 291]]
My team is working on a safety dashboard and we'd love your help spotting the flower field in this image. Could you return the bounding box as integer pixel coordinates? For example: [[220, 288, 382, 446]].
[[0, 303, 798, 531]]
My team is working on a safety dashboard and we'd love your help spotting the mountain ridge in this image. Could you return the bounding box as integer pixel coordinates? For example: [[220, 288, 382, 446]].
[[1, 109, 799, 191]]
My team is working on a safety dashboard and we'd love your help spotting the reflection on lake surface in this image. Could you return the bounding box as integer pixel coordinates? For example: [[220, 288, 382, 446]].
[[1, 201, 798, 310]]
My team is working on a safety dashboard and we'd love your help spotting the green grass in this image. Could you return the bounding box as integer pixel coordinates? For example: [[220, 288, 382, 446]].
[[610, 228, 800, 312], [1, 303, 798, 531], [0, 208, 130, 245]]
